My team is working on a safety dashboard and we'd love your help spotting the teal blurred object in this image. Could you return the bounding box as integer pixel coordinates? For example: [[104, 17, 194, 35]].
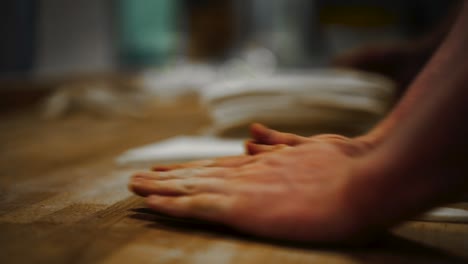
[[118, 0, 180, 67]]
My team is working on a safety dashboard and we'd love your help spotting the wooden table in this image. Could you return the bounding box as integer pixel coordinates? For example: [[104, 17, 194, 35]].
[[1, 96, 467, 264]]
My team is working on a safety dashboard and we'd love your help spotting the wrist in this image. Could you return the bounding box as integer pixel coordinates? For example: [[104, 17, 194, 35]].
[[349, 138, 467, 232], [346, 144, 433, 231], [353, 126, 388, 149]]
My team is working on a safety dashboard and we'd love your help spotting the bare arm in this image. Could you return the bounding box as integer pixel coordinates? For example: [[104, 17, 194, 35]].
[[129, 2, 468, 242], [360, 2, 465, 145], [354, 1, 468, 229]]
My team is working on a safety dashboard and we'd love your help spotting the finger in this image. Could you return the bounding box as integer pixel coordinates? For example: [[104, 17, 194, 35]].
[[245, 141, 287, 155], [152, 159, 216, 171], [146, 194, 234, 221], [152, 155, 257, 171], [250, 123, 308, 146], [132, 167, 224, 181], [211, 155, 257, 167], [246, 141, 277, 155], [129, 177, 225, 197]]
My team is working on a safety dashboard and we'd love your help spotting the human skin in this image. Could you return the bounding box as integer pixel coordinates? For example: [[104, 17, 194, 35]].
[[129, 2, 468, 242]]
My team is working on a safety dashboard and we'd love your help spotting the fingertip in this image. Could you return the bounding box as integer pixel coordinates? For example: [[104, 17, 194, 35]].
[[250, 123, 271, 140], [249, 123, 261, 138], [127, 181, 135, 193], [131, 171, 149, 180], [244, 140, 255, 155], [247, 141, 278, 155], [250, 122, 267, 130], [128, 177, 143, 193], [130, 177, 159, 197], [248, 142, 261, 155], [151, 165, 170, 171]]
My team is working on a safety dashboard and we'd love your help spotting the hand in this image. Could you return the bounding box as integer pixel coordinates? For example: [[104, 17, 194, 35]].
[[129, 128, 375, 242], [246, 123, 374, 156]]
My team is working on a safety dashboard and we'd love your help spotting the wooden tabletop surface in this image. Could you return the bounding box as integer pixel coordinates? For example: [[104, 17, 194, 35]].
[[1, 96, 467, 264]]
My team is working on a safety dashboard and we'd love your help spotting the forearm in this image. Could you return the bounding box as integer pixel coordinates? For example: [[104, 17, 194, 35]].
[[378, 0, 468, 187], [361, 2, 462, 144], [352, 1, 468, 229]]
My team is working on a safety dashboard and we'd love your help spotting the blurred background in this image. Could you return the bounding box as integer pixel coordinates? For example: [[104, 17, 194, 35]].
[[0, 0, 453, 78], [0, 0, 456, 134], [1, 0, 458, 141]]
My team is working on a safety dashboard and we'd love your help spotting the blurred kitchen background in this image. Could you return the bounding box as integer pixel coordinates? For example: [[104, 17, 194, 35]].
[[0, 0, 456, 137], [1, 0, 453, 78]]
